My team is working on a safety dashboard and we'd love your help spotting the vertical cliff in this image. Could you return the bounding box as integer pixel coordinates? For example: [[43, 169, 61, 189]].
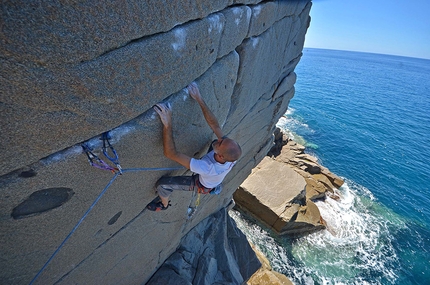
[[0, 1, 311, 284]]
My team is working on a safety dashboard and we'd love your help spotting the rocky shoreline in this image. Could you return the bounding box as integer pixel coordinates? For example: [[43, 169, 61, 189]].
[[234, 128, 344, 238], [270, 128, 344, 202], [235, 128, 345, 284]]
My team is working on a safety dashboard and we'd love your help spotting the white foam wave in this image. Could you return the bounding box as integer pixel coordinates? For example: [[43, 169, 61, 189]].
[[276, 116, 288, 126], [291, 181, 400, 284], [231, 179, 403, 284], [277, 113, 310, 133], [277, 111, 320, 150]]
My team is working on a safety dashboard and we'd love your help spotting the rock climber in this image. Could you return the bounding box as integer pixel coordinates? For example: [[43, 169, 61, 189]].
[[146, 82, 242, 211]]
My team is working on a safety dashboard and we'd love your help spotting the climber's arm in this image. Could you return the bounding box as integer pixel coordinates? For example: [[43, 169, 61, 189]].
[[154, 103, 191, 169], [187, 83, 224, 140]]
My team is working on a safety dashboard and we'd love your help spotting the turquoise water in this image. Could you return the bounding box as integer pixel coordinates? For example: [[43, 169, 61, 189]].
[[232, 49, 430, 284]]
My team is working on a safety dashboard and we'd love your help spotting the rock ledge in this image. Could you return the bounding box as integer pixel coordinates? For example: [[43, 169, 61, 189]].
[[234, 128, 344, 237]]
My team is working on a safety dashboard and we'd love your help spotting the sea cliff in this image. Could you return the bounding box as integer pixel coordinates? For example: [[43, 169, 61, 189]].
[[1, 1, 312, 284]]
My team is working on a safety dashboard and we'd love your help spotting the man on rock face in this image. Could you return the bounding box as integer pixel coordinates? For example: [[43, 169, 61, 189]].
[[146, 82, 242, 211]]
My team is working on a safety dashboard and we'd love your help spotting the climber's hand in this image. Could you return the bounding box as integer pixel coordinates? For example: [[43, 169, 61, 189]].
[[154, 103, 172, 127], [187, 82, 203, 102]]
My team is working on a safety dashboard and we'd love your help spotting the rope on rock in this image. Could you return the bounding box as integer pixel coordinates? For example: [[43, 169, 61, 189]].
[[29, 132, 183, 285], [29, 172, 120, 285]]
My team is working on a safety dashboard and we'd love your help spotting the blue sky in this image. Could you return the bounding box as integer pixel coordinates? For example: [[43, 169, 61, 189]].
[[304, 0, 430, 59]]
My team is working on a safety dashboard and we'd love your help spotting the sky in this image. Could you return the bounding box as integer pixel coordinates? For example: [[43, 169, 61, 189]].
[[304, 0, 430, 59]]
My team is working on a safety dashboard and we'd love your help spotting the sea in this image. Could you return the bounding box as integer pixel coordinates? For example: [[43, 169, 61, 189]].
[[230, 48, 430, 285]]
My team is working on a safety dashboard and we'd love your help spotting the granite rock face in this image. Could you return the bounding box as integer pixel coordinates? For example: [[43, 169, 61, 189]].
[[0, 1, 311, 284], [147, 207, 261, 285]]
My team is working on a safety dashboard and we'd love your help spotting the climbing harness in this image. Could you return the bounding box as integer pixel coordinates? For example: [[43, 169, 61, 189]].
[[30, 132, 183, 285], [101, 132, 122, 174], [195, 175, 213, 194]]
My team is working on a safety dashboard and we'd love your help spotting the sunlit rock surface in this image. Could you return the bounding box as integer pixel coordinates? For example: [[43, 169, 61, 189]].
[[235, 128, 344, 238], [0, 1, 311, 284], [234, 156, 325, 236]]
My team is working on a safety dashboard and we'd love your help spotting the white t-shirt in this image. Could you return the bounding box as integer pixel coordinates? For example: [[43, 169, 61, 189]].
[[190, 150, 236, 188]]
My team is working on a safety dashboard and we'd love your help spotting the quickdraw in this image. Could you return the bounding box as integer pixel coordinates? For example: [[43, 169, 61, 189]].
[[186, 175, 213, 219], [187, 181, 197, 220], [101, 132, 123, 174], [81, 143, 118, 174], [81, 132, 123, 174], [31, 134, 183, 285]]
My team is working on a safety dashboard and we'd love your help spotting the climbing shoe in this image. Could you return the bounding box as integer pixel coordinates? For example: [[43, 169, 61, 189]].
[[146, 197, 171, 212]]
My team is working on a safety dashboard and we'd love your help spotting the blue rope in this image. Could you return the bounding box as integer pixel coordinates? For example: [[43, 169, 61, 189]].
[[29, 166, 183, 285]]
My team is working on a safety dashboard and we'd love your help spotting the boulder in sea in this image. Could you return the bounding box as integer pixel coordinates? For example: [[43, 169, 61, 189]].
[[270, 128, 344, 200], [234, 157, 325, 237], [247, 243, 294, 285]]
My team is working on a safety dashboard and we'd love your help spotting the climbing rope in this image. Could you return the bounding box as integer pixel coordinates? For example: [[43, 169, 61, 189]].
[[30, 133, 183, 285], [29, 172, 120, 285]]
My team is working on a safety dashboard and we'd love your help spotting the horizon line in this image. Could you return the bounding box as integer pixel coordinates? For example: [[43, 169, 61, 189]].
[[303, 46, 430, 61]]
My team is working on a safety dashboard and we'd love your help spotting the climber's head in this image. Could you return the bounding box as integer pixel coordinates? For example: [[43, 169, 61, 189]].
[[212, 137, 242, 163]]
